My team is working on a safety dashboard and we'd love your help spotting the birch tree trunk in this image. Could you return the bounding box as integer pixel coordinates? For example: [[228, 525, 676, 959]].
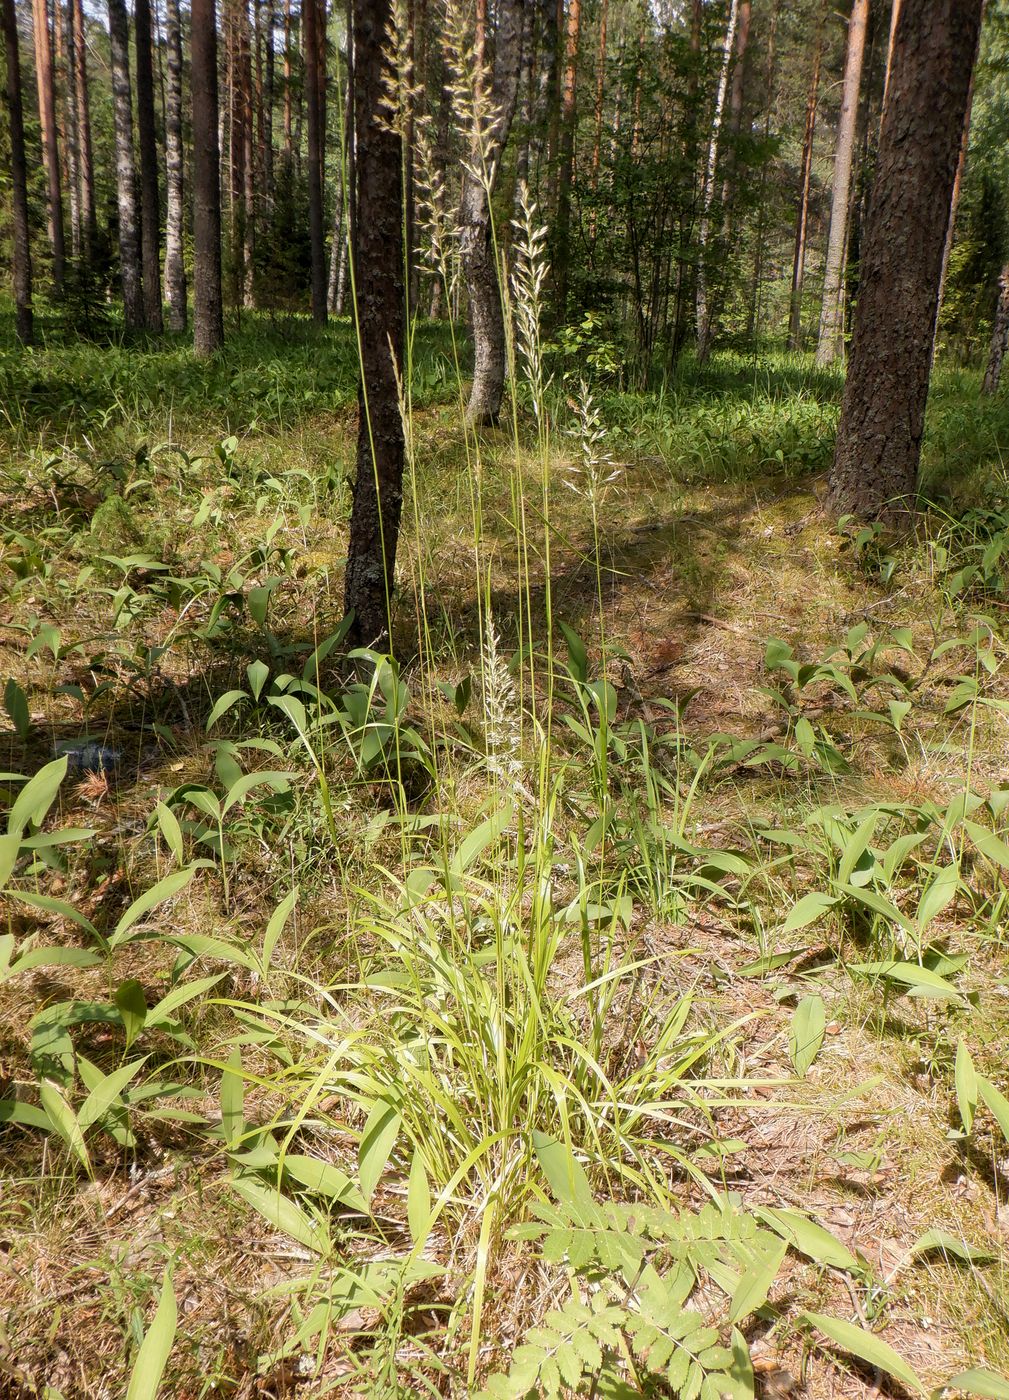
[[108, 0, 144, 330], [457, 0, 525, 424], [193, 0, 226, 355], [2, 0, 33, 344], [695, 0, 738, 364], [165, 0, 187, 331], [815, 0, 869, 368], [136, 0, 164, 331], [32, 0, 66, 294], [827, 0, 985, 519]]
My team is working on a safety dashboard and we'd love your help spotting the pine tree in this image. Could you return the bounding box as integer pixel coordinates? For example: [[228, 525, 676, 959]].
[[108, 0, 144, 330], [2, 0, 33, 344], [193, 0, 226, 354]]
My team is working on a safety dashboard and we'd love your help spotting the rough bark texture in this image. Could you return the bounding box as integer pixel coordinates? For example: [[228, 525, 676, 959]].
[[108, 0, 144, 330], [164, 0, 187, 331], [815, 0, 868, 367], [983, 264, 1009, 395], [788, 10, 824, 350], [62, 0, 82, 257], [136, 0, 164, 331], [32, 0, 66, 294], [345, 0, 405, 646], [71, 0, 97, 257], [304, 0, 327, 323], [2, 0, 33, 344], [192, 0, 225, 355], [827, 0, 985, 520], [551, 0, 580, 315], [695, 0, 738, 363], [459, 0, 525, 425]]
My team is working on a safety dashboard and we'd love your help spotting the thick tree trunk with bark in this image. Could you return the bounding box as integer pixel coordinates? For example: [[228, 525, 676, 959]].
[[457, 0, 525, 424], [815, 0, 868, 367], [304, 0, 327, 323], [552, 0, 580, 315], [192, 0, 225, 355], [108, 0, 144, 330], [32, 0, 66, 294], [2, 0, 33, 344], [61, 0, 83, 257], [827, 0, 985, 519], [345, 0, 404, 646], [983, 265, 1009, 395], [164, 0, 187, 331], [788, 16, 823, 350], [136, 0, 164, 331], [71, 0, 97, 258]]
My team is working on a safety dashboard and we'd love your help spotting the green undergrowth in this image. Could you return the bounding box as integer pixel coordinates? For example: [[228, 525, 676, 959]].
[[1, 311, 1009, 1396]]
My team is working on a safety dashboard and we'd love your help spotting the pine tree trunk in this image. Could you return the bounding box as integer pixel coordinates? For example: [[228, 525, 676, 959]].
[[827, 0, 985, 519], [264, 1, 275, 202], [136, 0, 164, 331], [934, 54, 978, 353], [458, 0, 524, 424], [192, 0, 225, 354], [2, 0, 33, 344], [70, 0, 97, 259], [32, 0, 66, 294], [164, 0, 187, 331], [345, 0, 404, 646], [695, 0, 739, 363], [983, 265, 1009, 395], [815, 0, 869, 368], [552, 0, 580, 315], [282, 0, 293, 166], [61, 0, 83, 258], [108, 0, 144, 330], [241, 0, 256, 307], [788, 10, 824, 350], [304, 0, 327, 323]]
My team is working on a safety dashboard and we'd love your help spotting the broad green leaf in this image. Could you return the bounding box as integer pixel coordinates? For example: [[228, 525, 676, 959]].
[[937, 1369, 1009, 1399], [262, 887, 298, 971], [115, 979, 147, 1049], [154, 801, 185, 863], [778, 890, 834, 935], [955, 1041, 977, 1134], [0, 831, 21, 888], [9, 757, 67, 833], [231, 1175, 330, 1255], [451, 802, 514, 875], [849, 961, 965, 1004], [39, 1080, 90, 1171], [802, 1312, 924, 1395], [78, 1057, 148, 1131], [220, 769, 291, 816], [978, 1077, 1009, 1146], [8, 946, 102, 977], [147, 973, 226, 1026], [789, 995, 826, 1078], [247, 660, 270, 701], [359, 1099, 401, 1204], [206, 689, 248, 730], [407, 1149, 431, 1245], [9, 892, 99, 939], [917, 863, 960, 931], [169, 933, 259, 971], [908, 1230, 995, 1265], [755, 1208, 857, 1271], [728, 1235, 787, 1324], [220, 1047, 244, 1150], [111, 867, 197, 947], [533, 1131, 597, 1224], [964, 820, 1009, 872], [0, 1098, 53, 1132], [282, 1154, 367, 1211], [125, 1268, 177, 1400]]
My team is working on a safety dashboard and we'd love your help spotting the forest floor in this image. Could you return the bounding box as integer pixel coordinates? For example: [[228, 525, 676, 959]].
[[1, 313, 1009, 1399]]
